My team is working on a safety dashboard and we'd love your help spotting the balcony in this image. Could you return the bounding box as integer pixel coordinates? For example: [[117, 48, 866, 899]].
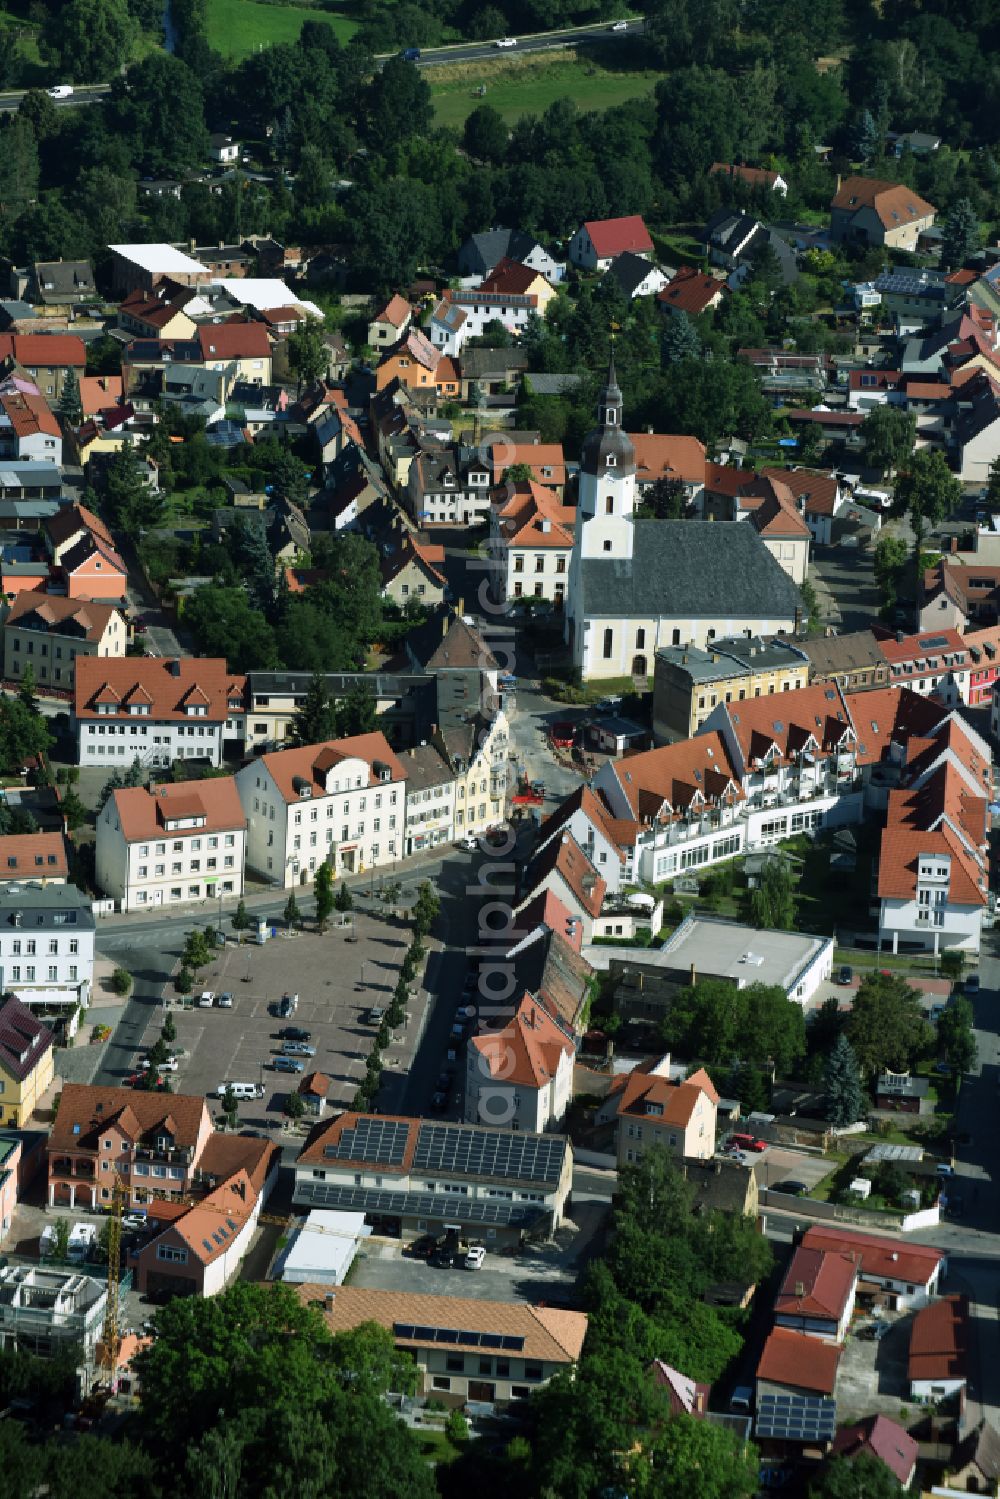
[[49, 1156, 96, 1179], [134, 1145, 194, 1166]]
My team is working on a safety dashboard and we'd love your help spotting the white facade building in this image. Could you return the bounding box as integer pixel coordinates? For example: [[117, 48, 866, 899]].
[[235, 732, 407, 888], [95, 779, 246, 913], [0, 886, 94, 1034], [74, 657, 245, 769]]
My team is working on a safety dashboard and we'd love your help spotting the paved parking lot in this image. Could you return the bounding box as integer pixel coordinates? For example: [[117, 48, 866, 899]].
[[350, 1200, 607, 1304], [122, 911, 411, 1127], [836, 1312, 913, 1421], [753, 1146, 836, 1195]]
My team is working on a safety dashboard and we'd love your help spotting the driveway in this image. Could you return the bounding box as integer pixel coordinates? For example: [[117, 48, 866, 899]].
[[810, 543, 881, 634]]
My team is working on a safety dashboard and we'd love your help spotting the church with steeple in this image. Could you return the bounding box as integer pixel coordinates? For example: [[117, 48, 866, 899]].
[[565, 358, 802, 682]]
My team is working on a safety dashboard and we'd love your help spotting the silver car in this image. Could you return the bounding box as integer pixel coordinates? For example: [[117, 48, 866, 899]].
[[282, 1041, 316, 1057]]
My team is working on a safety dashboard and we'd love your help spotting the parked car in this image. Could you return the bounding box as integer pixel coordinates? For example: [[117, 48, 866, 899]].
[[124, 1072, 167, 1090], [935, 1162, 956, 1177], [139, 1056, 178, 1073], [465, 1244, 486, 1270], [274, 1056, 305, 1074], [406, 1235, 438, 1259], [460, 836, 477, 851], [279, 1027, 312, 1042], [215, 992, 234, 1008], [198, 991, 215, 1008], [495, 36, 517, 46], [965, 973, 980, 996], [771, 1180, 808, 1196], [282, 1041, 317, 1057], [365, 1006, 386, 1026], [837, 964, 853, 985], [730, 1132, 767, 1152]]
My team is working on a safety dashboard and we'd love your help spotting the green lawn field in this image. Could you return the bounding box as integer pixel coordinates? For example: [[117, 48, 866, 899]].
[[204, 0, 357, 59], [430, 54, 659, 130]]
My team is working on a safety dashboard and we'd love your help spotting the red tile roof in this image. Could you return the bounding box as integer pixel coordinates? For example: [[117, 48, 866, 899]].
[[722, 682, 854, 769], [629, 433, 707, 488], [49, 1083, 210, 1152], [0, 389, 60, 439], [908, 1294, 968, 1384], [658, 266, 727, 316], [482, 439, 566, 488], [522, 830, 607, 919], [481, 257, 550, 296], [801, 1226, 943, 1288], [831, 176, 936, 230], [832, 1415, 918, 1484], [776, 1245, 859, 1323], [876, 826, 986, 906], [4, 590, 121, 641], [760, 467, 839, 517], [197, 323, 271, 361], [608, 732, 741, 823], [110, 778, 245, 843], [582, 215, 653, 258], [0, 333, 86, 369], [373, 294, 411, 328], [757, 1328, 841, 1394], [469, 994, 573, 1090], [616, 1063, 718, 1129], [258, 731, 407, 804], [494, 480, 575, 549], [79, 376, 125, 416], [537, 783, 631, 866], [0, 831, 69, 881], [75, 657, 245, 722]]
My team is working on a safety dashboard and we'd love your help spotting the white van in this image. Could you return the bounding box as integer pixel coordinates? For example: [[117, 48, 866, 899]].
[[216, 1081, 264, 1101]]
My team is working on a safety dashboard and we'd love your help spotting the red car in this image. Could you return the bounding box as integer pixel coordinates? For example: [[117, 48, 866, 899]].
[[124, 1072, 167, 1090], [730, 1132, 767, 1152]]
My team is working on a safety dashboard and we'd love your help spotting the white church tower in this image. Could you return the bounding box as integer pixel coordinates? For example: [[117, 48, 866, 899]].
[[566, 354, 636, 669], [575, 351, 636, 558]]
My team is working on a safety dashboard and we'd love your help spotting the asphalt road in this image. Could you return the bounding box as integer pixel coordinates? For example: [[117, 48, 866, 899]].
[[0, 20, 646, 114]]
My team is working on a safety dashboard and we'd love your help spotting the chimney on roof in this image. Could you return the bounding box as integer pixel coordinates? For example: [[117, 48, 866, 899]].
[[950, 535, 958, 554], [169, 658, 181, 676], [325, 1291, 335, 1311], [689, 963, 696, 985], [896, 629, 904, 643]]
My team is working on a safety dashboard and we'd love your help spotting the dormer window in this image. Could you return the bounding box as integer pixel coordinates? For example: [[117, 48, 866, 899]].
[[604, 406, 617, 426], [606, 454, 616, 467]]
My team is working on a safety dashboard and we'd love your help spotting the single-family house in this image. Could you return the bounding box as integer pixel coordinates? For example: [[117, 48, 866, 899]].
[[569, 215, 653, 272], [615, 1059, 719, 1168], [774, 1245, 859, 1342], [946, 1422, 1000, 1496], [629, 432, 707, 503], [0, 832, 69, 886], [0, 389, 62, 464], [830, 176, 936, 252], [0, 334, 86, 401], [658, 266, 727, 318], [457, 228, 560, 283], [831, 1415, 918, 1488], [379, 534, 448, 609], [208, 134, 240, 163], [197, 322, 272, 384], [607, 251, 671, 301], [368, 294, 412, 348], [32, 260, 96, 306], [480, 257, 557, 315]]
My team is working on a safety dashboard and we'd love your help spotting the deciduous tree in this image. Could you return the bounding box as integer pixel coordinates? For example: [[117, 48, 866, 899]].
[[860, 405, 916, 475], [846, 971, 932, 1076]]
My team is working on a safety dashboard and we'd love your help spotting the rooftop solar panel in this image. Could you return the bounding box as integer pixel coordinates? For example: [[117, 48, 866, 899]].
[[322, 1117, 410, 1166], [295, 1180, 550, 1228], [755, 1394, 836, 1443]]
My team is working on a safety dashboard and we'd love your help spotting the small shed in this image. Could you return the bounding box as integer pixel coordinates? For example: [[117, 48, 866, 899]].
[[585, 715, 648, 755], [299, 1071, 331, 1118]]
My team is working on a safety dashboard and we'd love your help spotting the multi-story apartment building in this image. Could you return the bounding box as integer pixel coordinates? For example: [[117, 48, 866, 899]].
[[406, 439, 493, 526], [74, 657, 246, 768], [401, 743, 457, 855], [235, 731, 407, 887], [615, 1059, 719, 1169], [95, 778, 246, 913], [465, 995, 574, 1133], [0, 993, 54, 1128], [652, 636, 809, 744], [489, 479, 575, 607], [3, 591, 126, 691], [293, 1112, 573, 1247], [0, 886, 94, 1037]]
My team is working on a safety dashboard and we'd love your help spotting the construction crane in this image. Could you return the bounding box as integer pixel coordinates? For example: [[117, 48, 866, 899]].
[[97, 1168, 127, 1388]]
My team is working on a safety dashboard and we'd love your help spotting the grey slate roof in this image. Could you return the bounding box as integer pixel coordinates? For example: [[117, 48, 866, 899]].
[[524, 372, 583, 395], [608, 251, 667, 299], [578, 520, 803, 621]]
